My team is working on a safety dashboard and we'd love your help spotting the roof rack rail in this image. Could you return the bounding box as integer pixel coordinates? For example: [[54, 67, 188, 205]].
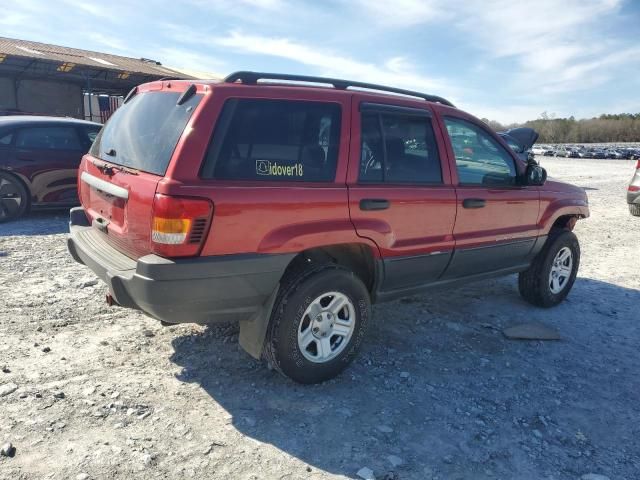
[[223, 71, 455, 107]]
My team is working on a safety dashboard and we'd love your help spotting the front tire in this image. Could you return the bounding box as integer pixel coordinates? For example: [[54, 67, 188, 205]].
[[0, 171, 29, 223], [264, 265, 371, 384], [518, 230, 580, 308]]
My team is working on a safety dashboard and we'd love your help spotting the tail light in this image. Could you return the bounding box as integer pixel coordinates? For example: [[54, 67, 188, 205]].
[[636, 160, 640, 169], [151, 194, 213, 257]]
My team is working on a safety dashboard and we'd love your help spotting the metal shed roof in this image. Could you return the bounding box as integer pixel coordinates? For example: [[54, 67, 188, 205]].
[[0, 36, 194, 95]]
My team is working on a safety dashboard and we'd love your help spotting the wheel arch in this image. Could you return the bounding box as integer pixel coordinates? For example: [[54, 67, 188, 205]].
[[281, 243, 379, 295], [551, 214, 581, 232], [238, 242, 379, 360], [539, 202, 588, 236]]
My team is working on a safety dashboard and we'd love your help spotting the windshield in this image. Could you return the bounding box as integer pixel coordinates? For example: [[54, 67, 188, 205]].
[[89, 91, 202, 175]]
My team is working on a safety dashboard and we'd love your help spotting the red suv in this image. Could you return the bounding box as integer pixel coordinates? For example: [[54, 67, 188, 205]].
[[67, 72, 589, 384]]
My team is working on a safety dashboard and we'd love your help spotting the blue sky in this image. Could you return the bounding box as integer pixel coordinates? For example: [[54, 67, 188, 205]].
[[2, 0, 639, 123]]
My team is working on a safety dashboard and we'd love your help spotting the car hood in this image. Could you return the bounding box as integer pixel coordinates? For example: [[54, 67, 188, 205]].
[[502, 127, 539, 151]]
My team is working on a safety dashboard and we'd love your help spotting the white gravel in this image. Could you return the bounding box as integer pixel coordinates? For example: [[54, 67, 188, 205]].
[[0, 157, 638, 479]]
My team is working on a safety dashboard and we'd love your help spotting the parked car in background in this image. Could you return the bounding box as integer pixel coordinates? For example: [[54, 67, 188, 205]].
[[543, 147, 557, 156], [531, 145, 547, 155], [587, 149, 607, 159], [0, 116, 101, 222], [606, 150, 624, 159], [498, 128, 538, 163], [67, 71, 589, 384], [628, 160, 640, 216]]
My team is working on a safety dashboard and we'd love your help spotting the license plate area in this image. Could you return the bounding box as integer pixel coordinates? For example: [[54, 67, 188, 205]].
[[88, 187, 126, 227]]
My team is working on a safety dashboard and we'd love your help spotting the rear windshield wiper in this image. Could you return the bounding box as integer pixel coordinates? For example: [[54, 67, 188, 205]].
[[91, 158, 139, 176]]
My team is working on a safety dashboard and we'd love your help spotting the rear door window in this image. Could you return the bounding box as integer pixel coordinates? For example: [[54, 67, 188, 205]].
[[359, 106, 442, 184], [90, 91, 202, 175], [201, 99, 341, 182], [16, 127, 82, 150]]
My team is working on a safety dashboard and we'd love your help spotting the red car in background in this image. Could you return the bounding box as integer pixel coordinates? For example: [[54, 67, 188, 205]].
[[0, 116, 101, 222]]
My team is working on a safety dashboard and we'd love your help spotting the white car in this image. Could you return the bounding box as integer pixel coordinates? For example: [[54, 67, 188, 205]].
[[531, 145, 547, 155]]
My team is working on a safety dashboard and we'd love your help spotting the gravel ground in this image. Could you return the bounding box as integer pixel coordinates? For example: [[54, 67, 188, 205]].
[[0, 157, 639, 480]]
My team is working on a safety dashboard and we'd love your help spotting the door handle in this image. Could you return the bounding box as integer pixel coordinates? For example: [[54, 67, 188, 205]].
[[360, 198, 390, 211], [462, 198, 486, 209]]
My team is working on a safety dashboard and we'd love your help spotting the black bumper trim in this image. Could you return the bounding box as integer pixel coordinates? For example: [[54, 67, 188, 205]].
[[67, 208, 294, 324]]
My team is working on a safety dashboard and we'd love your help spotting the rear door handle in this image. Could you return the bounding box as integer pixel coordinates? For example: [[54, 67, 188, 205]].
[[462, 198, 486, 209], [360, 198, 390, 211]]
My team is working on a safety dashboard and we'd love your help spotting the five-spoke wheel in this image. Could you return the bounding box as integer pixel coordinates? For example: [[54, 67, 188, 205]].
[[548, 246, 573, 294], [297, 292, 356, 363], [519, 230, 580, 307], [265, 265, 370, 384]]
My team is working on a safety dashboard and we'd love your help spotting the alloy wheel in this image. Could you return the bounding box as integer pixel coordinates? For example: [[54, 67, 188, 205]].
[[297, 291, 356, 363], [549, 246, 573, 294]]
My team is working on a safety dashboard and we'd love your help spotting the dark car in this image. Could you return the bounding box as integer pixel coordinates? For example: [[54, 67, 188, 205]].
[[628, 160, 640, 216], [67, 71, 589, 384], [0, 116, 101, 222], [498, 128, 538, 163], [587, 149, 606, 159]]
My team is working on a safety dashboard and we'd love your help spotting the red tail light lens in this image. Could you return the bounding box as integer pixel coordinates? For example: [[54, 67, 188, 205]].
[[151, 194, 213, 257], [629, 185, 640, 192], [636, 160, 640, 169]]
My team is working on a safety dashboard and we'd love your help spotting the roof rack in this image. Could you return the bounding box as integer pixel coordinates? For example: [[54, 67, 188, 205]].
[[223, 71, 455, 107]]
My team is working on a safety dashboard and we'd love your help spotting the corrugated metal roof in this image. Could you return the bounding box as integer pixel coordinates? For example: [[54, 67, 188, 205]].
[[0, 36, 187, 77]]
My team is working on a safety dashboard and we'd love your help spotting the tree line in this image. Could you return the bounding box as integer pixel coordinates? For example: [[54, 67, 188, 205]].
[[482, 112, 640, 144]]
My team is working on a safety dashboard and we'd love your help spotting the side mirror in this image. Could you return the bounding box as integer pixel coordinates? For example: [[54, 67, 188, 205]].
[[525, 163, 547, 186]]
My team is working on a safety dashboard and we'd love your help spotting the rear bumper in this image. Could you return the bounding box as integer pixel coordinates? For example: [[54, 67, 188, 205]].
[[67, 207, 293, 324], [628, 174, 640, 204]]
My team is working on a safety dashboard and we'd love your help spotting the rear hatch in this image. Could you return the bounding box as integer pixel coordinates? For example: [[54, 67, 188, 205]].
[[78, 84, 204, 259]]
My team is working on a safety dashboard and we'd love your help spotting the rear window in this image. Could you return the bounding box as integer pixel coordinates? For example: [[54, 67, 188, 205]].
[[90, 91, 202, 175], [200, 99, 341, 182]]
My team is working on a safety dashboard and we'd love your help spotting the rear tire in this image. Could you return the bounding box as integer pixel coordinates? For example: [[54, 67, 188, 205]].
[[0, 171, 29, 223], [518, 230, 580, 308], [629, 204, 640, 217], [264, 264, 371, 384]]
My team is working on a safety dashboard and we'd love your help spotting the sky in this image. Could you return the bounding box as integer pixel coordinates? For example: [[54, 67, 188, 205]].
[[2, 0, 639, 124]]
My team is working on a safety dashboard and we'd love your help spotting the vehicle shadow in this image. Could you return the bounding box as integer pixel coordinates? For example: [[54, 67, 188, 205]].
[[169, 276, 640, 478], [0, 210, 69, 236]]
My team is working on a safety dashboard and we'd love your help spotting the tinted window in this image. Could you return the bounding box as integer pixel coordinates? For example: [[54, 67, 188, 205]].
[[16, 127, 81, 150], [85, 126, 101, 143], [201, 99, 341, 182], [0, 132, 12, 146], [90, 91, 202, 175], [360, 110, 442, 183], [444, 117, 516, 186]]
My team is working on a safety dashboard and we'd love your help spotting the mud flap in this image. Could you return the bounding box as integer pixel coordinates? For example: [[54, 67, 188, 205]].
[[238, 285, 280, 359]]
